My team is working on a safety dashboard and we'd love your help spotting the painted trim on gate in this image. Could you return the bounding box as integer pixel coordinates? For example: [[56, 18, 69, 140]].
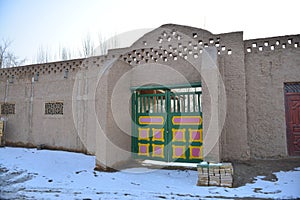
[[152, 128, 165, 142], [130, 82, 201, 91], [139, 116, 164, 125], [152, 144, 165, 158], [172, 116, 202, 125], [188, 128, 203, 143], [138, 127, 150, 141], [138, 143, 150, 156]]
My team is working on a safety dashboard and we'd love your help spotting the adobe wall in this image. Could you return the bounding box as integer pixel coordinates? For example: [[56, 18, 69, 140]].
[[207, 31, 250, 161], [244, 35, 300, 158], [0, 59, 88, 152]]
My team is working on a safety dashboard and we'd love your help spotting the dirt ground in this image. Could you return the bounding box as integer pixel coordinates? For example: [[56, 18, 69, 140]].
[[231, 157, 300, 187], [136, 157, 300, 188]]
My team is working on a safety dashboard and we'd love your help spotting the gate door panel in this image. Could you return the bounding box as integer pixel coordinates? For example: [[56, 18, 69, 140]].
[[132, 91, 168, 161], [169, 91, 203, 162]]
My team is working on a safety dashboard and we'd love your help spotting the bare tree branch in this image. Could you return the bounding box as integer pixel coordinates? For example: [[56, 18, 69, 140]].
[[0, 39, 25, 68], [59, 45, 72, 61], [36, 45, 50, 63], [95, 33, 119, 56], [81, 34, 95, 57]]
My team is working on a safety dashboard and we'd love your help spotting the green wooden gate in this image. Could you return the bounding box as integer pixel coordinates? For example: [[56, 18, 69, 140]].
[[131, 83, 203, 163]]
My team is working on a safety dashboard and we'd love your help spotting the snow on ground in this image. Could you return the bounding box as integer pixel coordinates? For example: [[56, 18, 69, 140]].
[[0, 147, 299, 200]]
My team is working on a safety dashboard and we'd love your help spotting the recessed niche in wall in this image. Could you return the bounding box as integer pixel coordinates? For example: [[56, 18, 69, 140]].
[[270, 45, 275, 50], [264, 42, 269, 46]]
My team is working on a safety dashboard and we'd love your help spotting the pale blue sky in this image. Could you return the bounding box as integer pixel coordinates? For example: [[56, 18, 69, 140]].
[[1, 0, 299, 64]]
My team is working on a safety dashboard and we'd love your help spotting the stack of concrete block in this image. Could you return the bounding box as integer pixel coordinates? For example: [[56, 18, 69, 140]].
[[197, 162, 233, 187], [220, 163, 233, 187], [197, 166, 209, 186], [209, 165, 221, 186]]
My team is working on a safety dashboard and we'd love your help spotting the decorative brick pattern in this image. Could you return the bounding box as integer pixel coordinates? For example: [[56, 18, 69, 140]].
[[245, 35, 299, 54], [1, 103, 15, 115], [197, 163, 233, 187], [45, 102, 64, 115]]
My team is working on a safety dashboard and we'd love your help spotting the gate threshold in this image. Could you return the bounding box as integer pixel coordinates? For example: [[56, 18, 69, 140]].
[[141, 160, 197, 169]]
